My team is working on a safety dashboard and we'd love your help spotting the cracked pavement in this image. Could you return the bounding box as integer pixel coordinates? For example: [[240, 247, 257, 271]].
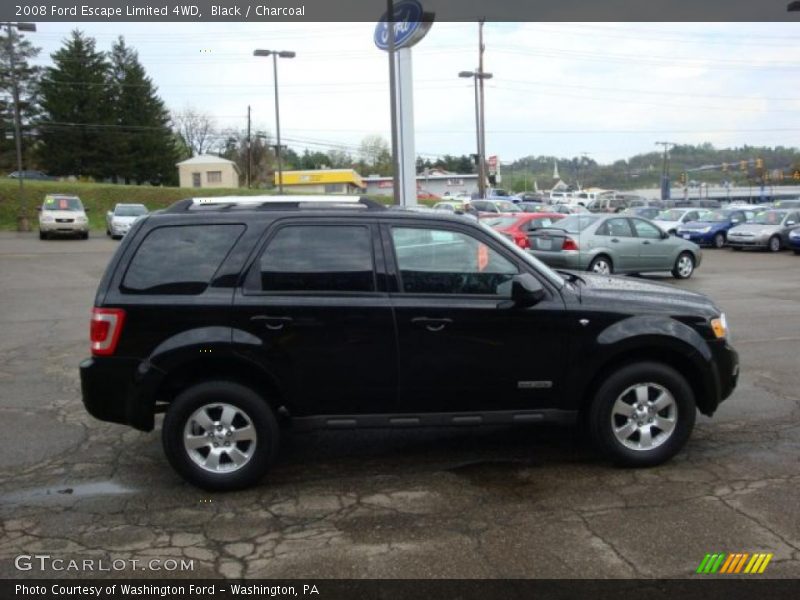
[[1, 232, 799, 579]]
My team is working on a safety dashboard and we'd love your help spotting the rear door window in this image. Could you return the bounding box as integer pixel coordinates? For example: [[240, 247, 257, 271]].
[[254, 225, 375, 293], [122, 224, 244, 295]]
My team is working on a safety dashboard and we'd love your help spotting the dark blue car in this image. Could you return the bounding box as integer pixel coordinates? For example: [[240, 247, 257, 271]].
[[675, 209, 756, 248], [789, 228, 800, 255]]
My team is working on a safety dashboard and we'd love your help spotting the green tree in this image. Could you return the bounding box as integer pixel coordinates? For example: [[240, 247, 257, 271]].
[[109, 37, 177, 185], [37, 30, 114, 178], [0, 27, 41, 173]]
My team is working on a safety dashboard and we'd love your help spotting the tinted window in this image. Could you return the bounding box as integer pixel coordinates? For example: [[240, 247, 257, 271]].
[[122, 224, 244, 295], [632, 219, 662, 239], [391, 227, 518, 296], [259, 225, 374, 292], [43, 196, 83, 211]]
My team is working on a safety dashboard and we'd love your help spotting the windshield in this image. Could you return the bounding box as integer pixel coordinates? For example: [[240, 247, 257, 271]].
[[478, 221, 564, 288], [115, 205, 148, 216], [752, 211, 785, 225], [700, 210, 731, 222], [482, 216, 518, 228], [43, 196, 83, 211], [656, 209, 686, 220], [493, 200, 520, 212], [550, 214, 601, 233]]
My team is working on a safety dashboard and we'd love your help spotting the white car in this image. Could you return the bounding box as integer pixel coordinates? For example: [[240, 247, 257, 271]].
[[654, 208, 707, 235], [38, 194, 89, 240], [106, 203, 149, 239]]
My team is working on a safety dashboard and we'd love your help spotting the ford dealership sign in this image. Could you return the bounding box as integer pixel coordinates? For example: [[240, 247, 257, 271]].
[[374, 0, 434, 51]]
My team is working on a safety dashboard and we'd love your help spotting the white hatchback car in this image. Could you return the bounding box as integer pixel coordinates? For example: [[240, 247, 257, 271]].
[[38, 194, 89, 240]]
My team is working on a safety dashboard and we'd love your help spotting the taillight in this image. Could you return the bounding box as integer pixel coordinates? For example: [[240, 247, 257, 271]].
[[562, 237, 580, 251], [514, 233, 530, 249], [90, 308, 126, 356]]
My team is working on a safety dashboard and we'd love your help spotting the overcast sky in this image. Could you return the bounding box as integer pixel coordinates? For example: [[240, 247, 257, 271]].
[[28, 21, 800, 165]]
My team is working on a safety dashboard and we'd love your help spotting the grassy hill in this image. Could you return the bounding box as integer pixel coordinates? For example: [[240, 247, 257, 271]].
[[0, 180, 275, 230]]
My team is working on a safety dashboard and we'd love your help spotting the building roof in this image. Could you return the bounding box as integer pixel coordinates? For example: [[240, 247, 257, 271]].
[[176, 154, 239, 169], [278, 169, 365, 188]]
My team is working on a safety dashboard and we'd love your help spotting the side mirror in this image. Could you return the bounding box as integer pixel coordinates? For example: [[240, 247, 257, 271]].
[[503, 273, 546, 308], [787, 221, 796, 226], [84, 207, 90, 212], [661, 230, 669, 239], [36, 206, 42, 211]]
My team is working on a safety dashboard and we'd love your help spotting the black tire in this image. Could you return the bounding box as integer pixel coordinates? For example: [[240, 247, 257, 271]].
[[731, 246, 742, 251], [162, 381, 279, 491], [671, 251, 695, 279], [713, 232, 725, 249], [38, 230, 45, 240], [588, 362, 696, 467], [106, 228, 110, 236], [82, 232, 89, 240], [794, 249, 800, 256], [588, 255, 613, 275], [768, 236, 781, 253]]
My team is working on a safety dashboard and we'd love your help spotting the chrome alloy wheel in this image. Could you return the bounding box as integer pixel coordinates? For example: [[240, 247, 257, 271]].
[[591, 259, 611, 275], [611, 383, 677, 451], [183, 403, 257, 473], [677, 254, 694, 278]]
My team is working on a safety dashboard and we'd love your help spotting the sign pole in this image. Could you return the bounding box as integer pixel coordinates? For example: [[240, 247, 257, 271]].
[[375, 0, 433, 207], [386, 0, 401, 206]]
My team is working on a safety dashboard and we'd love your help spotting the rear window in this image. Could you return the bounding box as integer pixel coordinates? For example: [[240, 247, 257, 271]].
[[551, 215, 600, 233], [122, 224, 244, 295]]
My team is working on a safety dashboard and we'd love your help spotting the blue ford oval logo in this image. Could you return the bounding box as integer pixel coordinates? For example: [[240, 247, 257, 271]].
[[374, 0, 433, 51]]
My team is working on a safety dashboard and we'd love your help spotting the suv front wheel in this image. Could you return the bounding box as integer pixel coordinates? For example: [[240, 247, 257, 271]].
[[588, 362, 696, 467], [162, 381, 279, 490]]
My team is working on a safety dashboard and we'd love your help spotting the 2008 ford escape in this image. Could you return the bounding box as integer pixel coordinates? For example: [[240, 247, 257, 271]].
[[80, 196, 739, 490]]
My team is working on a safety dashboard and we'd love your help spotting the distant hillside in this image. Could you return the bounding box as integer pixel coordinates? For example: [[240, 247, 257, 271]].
[[504, 144, 800, 191]]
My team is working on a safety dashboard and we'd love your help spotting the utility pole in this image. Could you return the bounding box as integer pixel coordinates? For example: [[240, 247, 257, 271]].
[[655, 141, 676, 201], [478, 20, 487, 198], [246, 105, 251, 188], [387, 0, 401, 205]]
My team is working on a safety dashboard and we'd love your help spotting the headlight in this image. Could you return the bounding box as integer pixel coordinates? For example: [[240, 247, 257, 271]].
[[76, 215, 88, 223], [710, 313, 728, 339], [760, 229, 773, 235], [791, 230, 800, 239], [699, 226, 712, 233], [40, 215, 54, 223]]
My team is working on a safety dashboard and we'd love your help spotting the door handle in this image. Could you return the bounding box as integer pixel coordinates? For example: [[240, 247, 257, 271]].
[[250, 315, 293, 330], [411, 317, 453, 332], [611, 238, 620, 243], [642, 240, 651, 245]]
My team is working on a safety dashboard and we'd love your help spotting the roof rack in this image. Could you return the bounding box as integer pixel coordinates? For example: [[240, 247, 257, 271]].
[[163, 195, 386, 213]]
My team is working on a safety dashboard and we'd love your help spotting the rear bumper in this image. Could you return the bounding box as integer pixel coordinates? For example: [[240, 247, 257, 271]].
[[528, 249, 585, 269], [80, 356, 164, 431]]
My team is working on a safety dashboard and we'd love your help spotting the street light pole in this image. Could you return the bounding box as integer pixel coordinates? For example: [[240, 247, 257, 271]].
[[254, 48, 295, 194], [459, 69, 492, 199], [478, 20, 487, 197], [3, 21, 36, 231]]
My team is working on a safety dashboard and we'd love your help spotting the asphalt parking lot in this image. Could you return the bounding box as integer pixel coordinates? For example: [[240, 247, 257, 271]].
[[1, 232, 799, 579]]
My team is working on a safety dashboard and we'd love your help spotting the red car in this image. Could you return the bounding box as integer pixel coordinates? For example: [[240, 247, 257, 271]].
[[481, 212, 565, 249]]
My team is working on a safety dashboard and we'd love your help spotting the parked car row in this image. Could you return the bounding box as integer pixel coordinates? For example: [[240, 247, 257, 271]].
[[37, 194, 149, 241]]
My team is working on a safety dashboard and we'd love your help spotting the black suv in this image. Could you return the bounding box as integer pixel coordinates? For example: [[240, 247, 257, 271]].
[[80, 196, 739, 490]]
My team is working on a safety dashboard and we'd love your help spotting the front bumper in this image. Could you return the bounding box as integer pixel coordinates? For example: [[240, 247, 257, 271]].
[[676, 230, 715, 245], [80, 356, 164, 431], [110, 223, 132, 237], [727, 235, 769, 248], [40, 221, 89, 235], [707, 339, 739, 411]]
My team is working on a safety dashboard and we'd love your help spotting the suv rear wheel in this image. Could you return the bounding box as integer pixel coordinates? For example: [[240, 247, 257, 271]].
[[588, 362, 696, 467], [162, 381, 279, 490]]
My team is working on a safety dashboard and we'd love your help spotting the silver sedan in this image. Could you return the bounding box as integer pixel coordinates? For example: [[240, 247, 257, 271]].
[[528, 214, 702, 279], [727, 209, 800, 252]]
